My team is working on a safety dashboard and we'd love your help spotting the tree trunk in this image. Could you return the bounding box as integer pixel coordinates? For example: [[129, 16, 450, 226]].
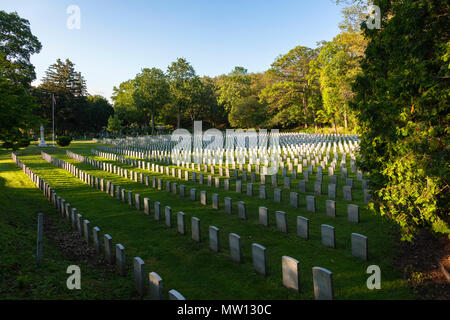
[[343, 107, 348, 131], [151, 112, 155, 135], [303, 95, 308, 129], [312, 109, 317, 132], [177, 106, 181, 129], [332, 116, 337, 134]]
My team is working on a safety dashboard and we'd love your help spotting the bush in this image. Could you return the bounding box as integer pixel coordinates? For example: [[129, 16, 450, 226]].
[[18, 138, 30, 148], [2, 141, 14, 149], [56, 136, 72, 147]]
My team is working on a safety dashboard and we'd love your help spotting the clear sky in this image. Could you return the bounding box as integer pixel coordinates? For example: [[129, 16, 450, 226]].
[[2, 0, 343, 101]]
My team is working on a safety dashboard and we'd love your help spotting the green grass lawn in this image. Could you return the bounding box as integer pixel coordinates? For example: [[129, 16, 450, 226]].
[[0, 147, 137, 299], [1, 141, 414, 299]]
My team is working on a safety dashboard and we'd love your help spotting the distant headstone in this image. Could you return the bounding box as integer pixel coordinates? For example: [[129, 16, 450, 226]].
[[104, 234, 115, 264], [259, 185, 267, 199], [149, 272, 163, 300], [351, 233, 368, 261], [224, 197, 232, 214], [209, 226, 220, 252], [276, 211, 288, 233], [343, 186, 352, 201], [312, 267, 334, 300], [347, 204, 359, 223], [177, 211, 186, 234], [299, 181, 306, 193], [191, 217, 201, 242], [274, 188, 282, 203], [200, 190, 207, 205], [306, 195, 316, 213], [252, 243, 267, 276], [154, 201, 161, 220], [212, 193, 219, 209], [229, 233, 242, 263], [297, 216, 309, 240], [290, 192, 299, 208], [165, 206, 172, 228], [168, 289, 185, 300], [238, 201, 247, 220], [282, 256, 300, 292], [326, 200, 336, 217], [258, 207, 269, 226], [321, 224, 336, 248], [133, 257, 146, 296], [116, 244, 126, 276]]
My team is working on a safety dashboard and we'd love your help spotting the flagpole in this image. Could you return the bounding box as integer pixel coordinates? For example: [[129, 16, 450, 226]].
[[52, 95, 55, 147]]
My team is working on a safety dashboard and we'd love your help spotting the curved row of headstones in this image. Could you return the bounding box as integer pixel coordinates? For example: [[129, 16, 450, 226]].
[[91, 148, 372, 206], [95, 143, 362, 185], [98, 133, 359, 164], [66, 150, 369, 258], [81, 150, 371, 221], [67, 150, 371, 293], [14, 152, 185, 300], [43, 152, 345, 299]]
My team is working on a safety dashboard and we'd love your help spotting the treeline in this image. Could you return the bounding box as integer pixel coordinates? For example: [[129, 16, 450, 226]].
[[112, 7, 367, 133], [32, 58, 114, 137]]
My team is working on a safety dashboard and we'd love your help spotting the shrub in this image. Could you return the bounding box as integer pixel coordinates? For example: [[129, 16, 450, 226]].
[[18, 138, 30, 148], [56, 136, 72, 147]]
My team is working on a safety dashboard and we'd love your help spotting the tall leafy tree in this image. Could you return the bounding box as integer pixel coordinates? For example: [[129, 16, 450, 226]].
[[133, 68, 170, 134], [0, 11, 42, 85], [260, 46, 320, 129], [37, 59, 88, 135], [0, 11, 41, 148], [112, 79, 142, 127], [314, 31, 366, 133], [216, 66, 251, 112], [167, 58, 198, 128], [86, 95, 114, 132], [351, 0, 449, 240], [106, 114, 122, 134]]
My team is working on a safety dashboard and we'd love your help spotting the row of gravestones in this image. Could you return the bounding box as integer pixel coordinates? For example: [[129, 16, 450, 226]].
[[99, 132, 358, 156], [67, 148, 370, 262], [39, 153, 342, 299], [35, 152, 186, 299], [94, 146, 365, 187], [68, 150, 367, 227], [80, 150, 372, 217], [90, 148, 371, 205], [98, 133, 359, 164]]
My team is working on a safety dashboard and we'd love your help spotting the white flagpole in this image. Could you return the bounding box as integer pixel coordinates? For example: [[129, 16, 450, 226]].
[[52, 95, 55, 147]]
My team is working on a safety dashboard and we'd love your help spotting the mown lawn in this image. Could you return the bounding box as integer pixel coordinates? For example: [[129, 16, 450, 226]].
[[2, 141, 414, 299], [0, 148, 136, 299]]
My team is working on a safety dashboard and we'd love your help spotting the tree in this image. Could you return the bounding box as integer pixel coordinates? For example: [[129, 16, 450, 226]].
[[0, 11, 42, 85], [167, 58, 197, 128], [351, 0, 449, 240], [37, 59, 88, 135], [133, 68, 170, 134], [106, 114, 122, 134], [0, 11, 41, 148], [314, 30, 366, 133], [112, 79, 142, 127], [86, 95, 114, 133], [216, 67, 251, 112], [260, 46, 320, 129]]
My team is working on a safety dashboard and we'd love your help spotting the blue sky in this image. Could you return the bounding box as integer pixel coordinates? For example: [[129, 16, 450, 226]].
[[2, 0, 343, 101]]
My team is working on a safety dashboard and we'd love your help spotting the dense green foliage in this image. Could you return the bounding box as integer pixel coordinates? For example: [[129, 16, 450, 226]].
[[110, 4, 368, 133], [106, 114, 122, 135], [56, 136, 72, 147], [351, 0, 449, 240], [0, 11, 41, 149], [33, 59, 114, 137]]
